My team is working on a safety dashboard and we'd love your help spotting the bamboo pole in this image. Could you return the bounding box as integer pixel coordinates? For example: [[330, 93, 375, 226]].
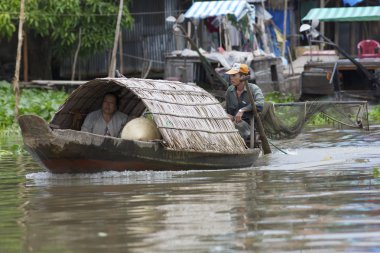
[[219, 18, 222, 48], [108, 0, 124, 78], [187, 22, 191, 49], [12, 0, 25, 119], [245, 82, 271, 154], [223, 17, 231, 51], [260, 0, 270, 53], [249, 116, 255, 148], [274, 101, 368, 106], [71, 28, 82, 81], [287, 46, 294, 75], [22, 31, 28, 81], [175, 25, 229, 88], [320, 0, 325, 50], [119, 30, 124, 75], [282, 0, 288, 56]]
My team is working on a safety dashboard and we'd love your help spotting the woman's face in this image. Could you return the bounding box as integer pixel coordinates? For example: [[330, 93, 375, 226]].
[[229, 73, 242, 86], [102, 94, 117, 115]]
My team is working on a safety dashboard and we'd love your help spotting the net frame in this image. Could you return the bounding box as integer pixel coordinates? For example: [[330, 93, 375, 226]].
[[261, 100, 369, 140]]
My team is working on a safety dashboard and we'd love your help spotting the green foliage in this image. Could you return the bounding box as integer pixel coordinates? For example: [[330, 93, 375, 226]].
[[0, 0, 134, 56], [0, 81, 68, 129], [369, 105, 380, 122], [19, 88, 68, 121], [0, 82, 17, 128], [0, 144, 24, 158], [265, 91, 295, 103], [306, 113, 328, 126], [0, 11, 16, 37], [373, 167, 380, 178], [0, 127, 19, 136], [306, 105, 380, 126]]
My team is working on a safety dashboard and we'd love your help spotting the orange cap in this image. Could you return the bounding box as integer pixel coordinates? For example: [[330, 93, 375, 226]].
[[225, 63, 249, 75]]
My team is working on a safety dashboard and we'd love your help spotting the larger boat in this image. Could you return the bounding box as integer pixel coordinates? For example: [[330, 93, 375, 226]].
[[19, 78, 260, 173]]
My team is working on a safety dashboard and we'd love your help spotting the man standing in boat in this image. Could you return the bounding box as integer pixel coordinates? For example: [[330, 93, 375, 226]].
[[81, 93, 128, 137], [225, 63, 264, 139]]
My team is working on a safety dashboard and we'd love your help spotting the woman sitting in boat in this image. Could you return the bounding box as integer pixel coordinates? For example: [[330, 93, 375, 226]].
[[225, 63, 264, 139], [81, 93, 128, 137]]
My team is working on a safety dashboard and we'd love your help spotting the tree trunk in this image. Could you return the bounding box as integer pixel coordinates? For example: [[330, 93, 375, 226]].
[[72, 28, 82, 81], [12, 0, 25, 119], [108, 0, 124, 78]]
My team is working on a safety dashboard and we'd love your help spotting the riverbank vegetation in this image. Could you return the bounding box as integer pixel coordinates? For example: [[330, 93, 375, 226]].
[[308, 104, 380, 126], [268, 92, 380, 125], [0, 83, 379, 133], [369, 105, 380, 122], [265, 92, 295, 103], [0, 81, 67, 130]]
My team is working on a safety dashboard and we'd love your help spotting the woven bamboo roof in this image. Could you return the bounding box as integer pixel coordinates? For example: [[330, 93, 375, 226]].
[[51, 78, 249, 153]]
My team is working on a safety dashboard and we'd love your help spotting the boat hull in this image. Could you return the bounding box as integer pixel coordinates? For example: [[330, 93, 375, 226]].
[[19, 115, 260, 173]]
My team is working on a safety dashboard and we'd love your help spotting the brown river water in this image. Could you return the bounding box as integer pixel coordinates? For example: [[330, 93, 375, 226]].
[[0, 125, 379, 253]]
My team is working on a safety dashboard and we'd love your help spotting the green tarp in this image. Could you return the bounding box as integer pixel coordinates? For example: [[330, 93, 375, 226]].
[[302, 6, 380, 22]]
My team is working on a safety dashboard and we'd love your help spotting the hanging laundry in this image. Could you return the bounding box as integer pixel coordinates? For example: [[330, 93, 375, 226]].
[[342, 0, 364, 6]]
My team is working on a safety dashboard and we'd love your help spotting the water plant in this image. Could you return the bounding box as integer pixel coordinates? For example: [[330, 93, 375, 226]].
[[0, 144, 25, 158], [369, 105, 380, 123], [265, 91, 295, 103], [0, 81, 68, 129], [307, 113, 329, 126], [373, 167, 380, 178]]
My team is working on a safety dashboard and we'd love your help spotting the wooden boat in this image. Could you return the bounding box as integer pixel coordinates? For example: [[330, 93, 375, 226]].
[[299, 23, 380, 101], [19, 78, 260, 173], [301, 58, 380, 100]]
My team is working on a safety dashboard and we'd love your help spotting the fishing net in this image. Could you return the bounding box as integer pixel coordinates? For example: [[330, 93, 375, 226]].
[[260, 100, 369, 140]]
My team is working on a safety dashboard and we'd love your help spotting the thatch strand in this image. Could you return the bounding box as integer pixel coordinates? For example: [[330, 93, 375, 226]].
[[144, 101, 228, 119], [117, 78, 249, 153]]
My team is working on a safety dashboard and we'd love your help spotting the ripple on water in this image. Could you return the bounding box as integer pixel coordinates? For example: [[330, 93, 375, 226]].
[[25, 169, 215, 187]]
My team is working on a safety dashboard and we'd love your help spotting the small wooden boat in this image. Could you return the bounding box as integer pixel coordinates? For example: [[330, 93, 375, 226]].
[[19, 78, 260, 173]]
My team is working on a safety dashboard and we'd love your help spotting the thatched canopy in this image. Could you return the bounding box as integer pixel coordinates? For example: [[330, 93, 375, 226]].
[[51, 78, 249, 153]]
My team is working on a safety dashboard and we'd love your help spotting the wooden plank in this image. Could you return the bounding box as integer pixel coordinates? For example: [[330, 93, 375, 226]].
[[19, 80, 87, 90], [31, 80, 87, 86]]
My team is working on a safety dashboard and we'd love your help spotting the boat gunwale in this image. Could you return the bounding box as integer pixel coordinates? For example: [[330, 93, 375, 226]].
[[52, 127, 258, 156]]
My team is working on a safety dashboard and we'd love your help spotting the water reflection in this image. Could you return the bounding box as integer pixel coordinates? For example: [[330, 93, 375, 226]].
[[23, 171, 240, 252], [0, 135, 31, 253], [1, 125, 380, 252]]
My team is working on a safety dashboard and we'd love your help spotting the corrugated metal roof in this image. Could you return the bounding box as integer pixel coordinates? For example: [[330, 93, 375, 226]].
[[302, 6, 380, 22], [184, 0, 255, 21]]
